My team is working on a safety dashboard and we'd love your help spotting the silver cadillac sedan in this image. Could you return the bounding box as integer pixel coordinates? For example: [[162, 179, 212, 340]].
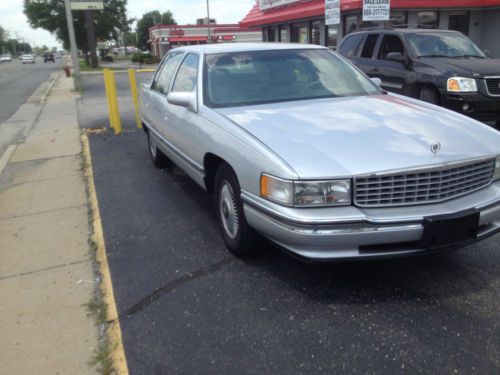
[[139, 43, 500, 261]]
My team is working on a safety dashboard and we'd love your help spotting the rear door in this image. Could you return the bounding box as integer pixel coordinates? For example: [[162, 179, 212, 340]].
[[353, 33, 381, 76]]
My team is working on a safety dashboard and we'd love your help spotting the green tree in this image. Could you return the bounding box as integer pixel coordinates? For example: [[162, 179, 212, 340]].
[[24, 0, 128, 65], [136, 10, 176, 51]]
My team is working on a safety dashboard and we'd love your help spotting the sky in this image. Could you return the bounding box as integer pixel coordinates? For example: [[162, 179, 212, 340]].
[[0, 0, 256, 49]]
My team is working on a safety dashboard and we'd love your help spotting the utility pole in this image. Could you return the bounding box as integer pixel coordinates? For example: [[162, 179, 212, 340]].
[[63, 0, 82, 90], [206, 0, 211, 43]]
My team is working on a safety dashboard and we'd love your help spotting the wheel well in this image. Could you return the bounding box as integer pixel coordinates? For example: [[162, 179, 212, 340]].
[[419, 84, 440, 101], [204, 153, 226, 196], [142, 123, 149, 134]]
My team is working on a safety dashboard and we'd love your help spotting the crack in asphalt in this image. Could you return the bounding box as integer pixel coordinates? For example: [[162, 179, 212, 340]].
[[122, 256, 234, 318]]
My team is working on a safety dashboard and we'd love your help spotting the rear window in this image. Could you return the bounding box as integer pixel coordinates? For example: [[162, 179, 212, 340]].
[[338, 34, 364, 58]]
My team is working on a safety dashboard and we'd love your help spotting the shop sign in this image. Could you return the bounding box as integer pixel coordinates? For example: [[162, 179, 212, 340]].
[[70, 0, 104, 10], [325, 0, 340, 25], [169, 28, 185, 36], [362, 0, 390, 21], [259, 0, 300, 11]]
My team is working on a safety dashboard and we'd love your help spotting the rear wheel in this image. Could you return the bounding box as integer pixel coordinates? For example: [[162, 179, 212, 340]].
[[419, 86, 439, 105], [214, 163, 261, 257], [146, 131, 170, 168]]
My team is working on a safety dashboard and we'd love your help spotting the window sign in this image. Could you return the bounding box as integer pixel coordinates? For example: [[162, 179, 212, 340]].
[[70, 0, 104, 10], [325, 0, 340, 26], [362, 0, 390, 21]]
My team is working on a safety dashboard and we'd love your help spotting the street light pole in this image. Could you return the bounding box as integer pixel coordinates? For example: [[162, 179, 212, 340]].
[[63, 0, 82, 90], [206, 0, 211, 43]]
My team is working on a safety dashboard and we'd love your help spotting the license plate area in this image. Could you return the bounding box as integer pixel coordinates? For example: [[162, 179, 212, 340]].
[[422, 209, 479, 249]]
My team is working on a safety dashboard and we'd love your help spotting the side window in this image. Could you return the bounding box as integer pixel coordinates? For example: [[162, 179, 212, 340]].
[[378, 35, 405, 60], [360, 34, 379, 58], [338, 34, 364, 58], [172, 54, 199, 93], [152, 52, 183, 94]]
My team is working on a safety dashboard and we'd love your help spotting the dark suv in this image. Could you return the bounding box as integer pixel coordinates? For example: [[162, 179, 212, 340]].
[[338, 29, 500, 125], [44, 52, 55, 63]]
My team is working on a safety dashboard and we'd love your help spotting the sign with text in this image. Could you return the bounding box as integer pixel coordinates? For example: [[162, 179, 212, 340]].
[[325, 0, 340, 25], [362, 0, 390, 21], [70, 0, 104, 10], [259, 0, 300, 11]]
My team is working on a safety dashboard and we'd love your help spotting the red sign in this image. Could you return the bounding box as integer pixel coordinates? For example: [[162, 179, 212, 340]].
[[169, 28, 185, 36]]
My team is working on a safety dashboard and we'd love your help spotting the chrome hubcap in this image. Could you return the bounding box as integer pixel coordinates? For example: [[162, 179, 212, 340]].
[[219, 181, 239, 240]]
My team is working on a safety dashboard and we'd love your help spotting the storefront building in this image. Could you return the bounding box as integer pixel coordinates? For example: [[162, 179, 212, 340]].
[[240, 0, 500, 57], [149, 24, 262, 58]]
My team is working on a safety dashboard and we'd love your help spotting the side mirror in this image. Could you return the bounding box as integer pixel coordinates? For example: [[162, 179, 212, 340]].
[[370, 77, 382, 87], [167, 91, 198, 112], [386, 52, 407, 64], [483, 49, 491, 57]]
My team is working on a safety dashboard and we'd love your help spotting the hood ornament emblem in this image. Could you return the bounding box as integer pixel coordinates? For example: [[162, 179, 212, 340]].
[[430, 141, 441, 154]]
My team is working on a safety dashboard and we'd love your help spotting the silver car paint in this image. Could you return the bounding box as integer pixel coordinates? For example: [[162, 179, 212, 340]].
[[139, 43, 500, 260]]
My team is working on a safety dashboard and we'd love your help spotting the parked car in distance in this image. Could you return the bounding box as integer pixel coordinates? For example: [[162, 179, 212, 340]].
[[139, 43, 500, 261], [20, 54, 35, 64], [0, 54, 12, 63], [44, 52, 55, 63], [338, 28, 500, 126]]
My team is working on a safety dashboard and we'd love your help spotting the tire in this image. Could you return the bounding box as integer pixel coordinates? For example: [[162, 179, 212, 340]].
[[419, 86, 439, 105], [214, 163, 260, 257], [146, 131, 170, 168]]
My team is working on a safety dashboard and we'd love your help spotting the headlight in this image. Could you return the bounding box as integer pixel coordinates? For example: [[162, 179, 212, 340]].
[[493, 156, 500, 181], [260, 174, 351, 207], [447, 77, 477, 92]]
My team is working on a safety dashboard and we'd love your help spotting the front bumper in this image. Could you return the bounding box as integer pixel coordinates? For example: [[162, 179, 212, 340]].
[[440, 92, 500, 123], [242, 182, 500, 261]]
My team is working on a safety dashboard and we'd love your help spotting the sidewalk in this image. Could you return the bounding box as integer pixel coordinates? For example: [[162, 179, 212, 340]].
[[0, 73, 99, 373]]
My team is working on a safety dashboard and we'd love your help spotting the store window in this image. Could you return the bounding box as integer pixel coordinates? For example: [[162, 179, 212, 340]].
[[291, 23, 308, 44], [417, 11, 439, 29], [310, 20, 321, 45], [449, 11, 469, 35], [344, 14, 359, 35], [390, 11, 407, 27], [268, 27, 277, 42], [326, 25, 338, 48], [279, 26, 289, 42]]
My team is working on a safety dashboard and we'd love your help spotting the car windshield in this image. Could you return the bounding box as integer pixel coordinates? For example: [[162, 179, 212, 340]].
[[204, 49, 381, 107], [407, 33, 485, 58]]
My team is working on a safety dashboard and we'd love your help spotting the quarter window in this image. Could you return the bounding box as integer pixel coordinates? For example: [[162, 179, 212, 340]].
[[152, 52, 183, 94], [338, 34, 363, 58], [172, 53, 199, 92]]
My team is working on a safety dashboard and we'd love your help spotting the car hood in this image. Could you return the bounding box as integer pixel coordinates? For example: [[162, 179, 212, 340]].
[[216, 94, 500, 179], [419, 57, 500, 77]]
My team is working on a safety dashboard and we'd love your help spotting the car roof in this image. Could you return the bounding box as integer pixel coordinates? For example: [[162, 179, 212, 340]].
[[168, 42, 327, 55], [347, 28, 462, 36]]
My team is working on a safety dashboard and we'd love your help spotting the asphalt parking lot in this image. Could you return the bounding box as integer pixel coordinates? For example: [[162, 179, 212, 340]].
[[79, 74, 500, 374]]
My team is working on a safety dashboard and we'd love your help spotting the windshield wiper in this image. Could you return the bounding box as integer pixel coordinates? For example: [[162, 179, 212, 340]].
[[417, 54, 449, 58], [451, 54, 485, 59]]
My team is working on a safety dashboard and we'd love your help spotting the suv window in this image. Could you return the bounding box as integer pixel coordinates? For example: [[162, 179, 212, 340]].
[[152, 52, 183, 94], [172, 54, 199, 92], [338, 34, 364, 58], [360, 34, 379, 58], [378, 34, 405, 60]]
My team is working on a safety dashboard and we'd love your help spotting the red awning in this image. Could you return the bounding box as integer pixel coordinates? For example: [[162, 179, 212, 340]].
[[168, 36, 208, 43], [240, 0, 500, 28]]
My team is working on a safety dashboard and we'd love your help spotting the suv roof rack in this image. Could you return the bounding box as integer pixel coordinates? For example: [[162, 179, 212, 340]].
[[358, 24, 439, 31]]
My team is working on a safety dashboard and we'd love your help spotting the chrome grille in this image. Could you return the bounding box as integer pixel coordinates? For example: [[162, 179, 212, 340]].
[[354, 159, 495, 207], [485, 77, 500, 96]]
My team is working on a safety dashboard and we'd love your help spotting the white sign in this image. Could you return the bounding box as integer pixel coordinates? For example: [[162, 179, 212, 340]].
[[70, 0, 104, 10], [325, 0, 340, 25], [259, 0, 300, 11], [362, 0, 390, 21]]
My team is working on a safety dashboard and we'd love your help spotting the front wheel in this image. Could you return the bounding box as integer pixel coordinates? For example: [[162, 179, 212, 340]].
[[214, 164, 260, 257], [419, 86, 439, 105]]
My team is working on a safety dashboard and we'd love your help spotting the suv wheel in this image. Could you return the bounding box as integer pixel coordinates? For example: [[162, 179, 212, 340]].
[[214, 163, 261, 257], [147, 131, 170, 168], [419, 87, 439, 105]]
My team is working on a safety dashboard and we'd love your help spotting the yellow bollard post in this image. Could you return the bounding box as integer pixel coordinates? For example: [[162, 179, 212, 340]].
[[128, 69, 142, 129], [108, 70, 122, 135], [103, 69, 115, 131]]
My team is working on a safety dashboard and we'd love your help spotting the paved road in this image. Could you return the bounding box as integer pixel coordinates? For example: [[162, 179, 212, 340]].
[[80, 76, 500, 374], [0, 57, 62, 123]]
